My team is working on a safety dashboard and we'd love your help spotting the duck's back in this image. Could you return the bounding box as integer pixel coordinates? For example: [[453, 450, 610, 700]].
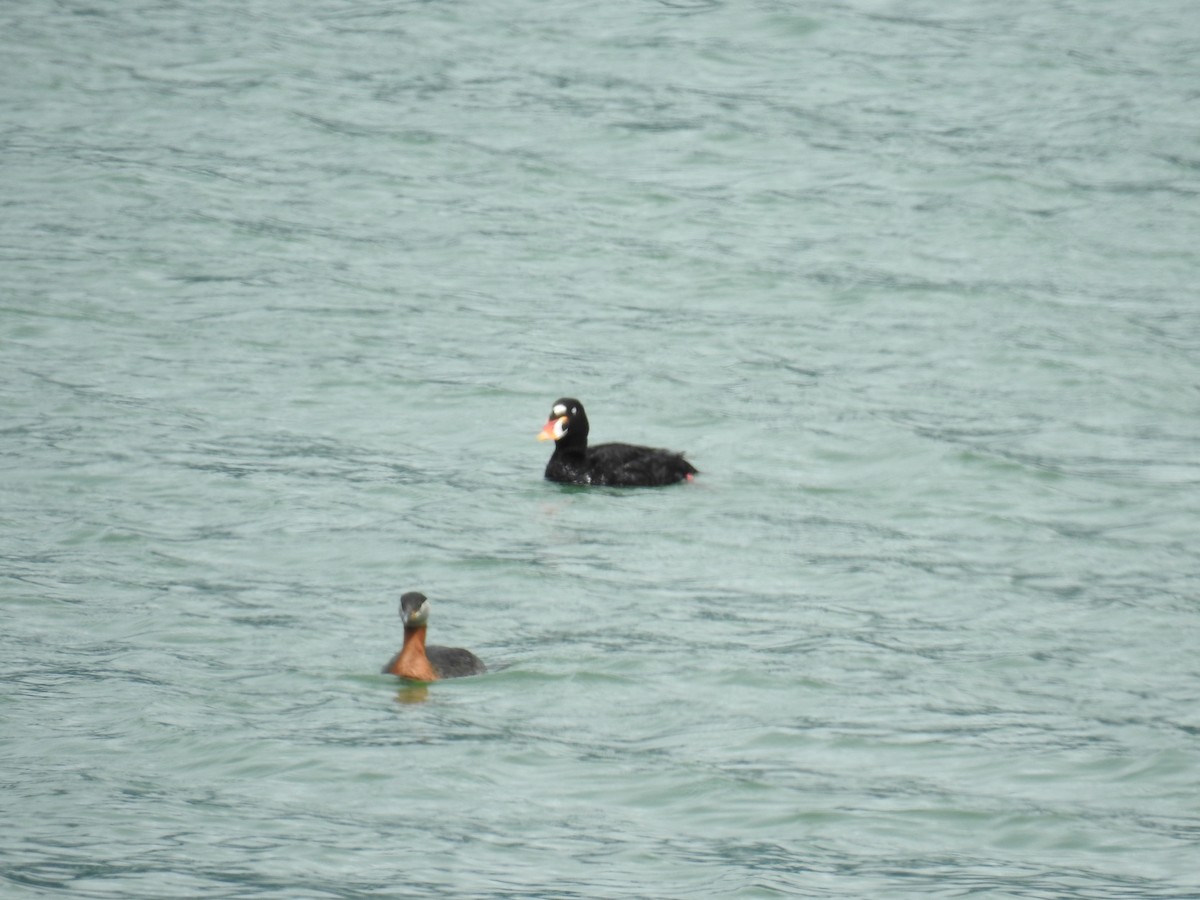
[[428, 645, 487, 678], [548, 442, 696, 487]]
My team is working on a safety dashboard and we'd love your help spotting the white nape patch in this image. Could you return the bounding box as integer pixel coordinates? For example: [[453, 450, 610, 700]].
[[552, 403, 567, 416]]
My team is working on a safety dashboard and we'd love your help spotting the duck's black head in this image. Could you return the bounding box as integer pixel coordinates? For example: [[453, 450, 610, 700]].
[[400, 591, 430, 628], [537, 397, 589, 449]]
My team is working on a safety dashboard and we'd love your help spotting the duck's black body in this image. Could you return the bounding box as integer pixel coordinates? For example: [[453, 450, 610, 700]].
[[538, 398, 697, 487], [426, 645, 487, 678], [381, 592, 486, 681]]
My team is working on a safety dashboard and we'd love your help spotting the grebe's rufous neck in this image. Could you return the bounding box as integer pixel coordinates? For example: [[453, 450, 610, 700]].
[[538, 397, 697, 487], [381, 592, 486, 682]]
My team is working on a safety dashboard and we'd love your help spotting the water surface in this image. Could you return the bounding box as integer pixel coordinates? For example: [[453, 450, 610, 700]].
[[3, 1, 1199, 896]]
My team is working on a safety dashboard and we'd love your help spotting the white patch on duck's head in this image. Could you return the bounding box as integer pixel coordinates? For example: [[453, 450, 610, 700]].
[[552, 403, 568, 417]]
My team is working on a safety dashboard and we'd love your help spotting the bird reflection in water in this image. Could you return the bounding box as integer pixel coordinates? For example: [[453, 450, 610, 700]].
[[393, 683, 430, 705]]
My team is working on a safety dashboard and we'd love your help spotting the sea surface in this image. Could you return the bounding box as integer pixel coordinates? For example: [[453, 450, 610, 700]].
[[3, 1, 1199, 897]]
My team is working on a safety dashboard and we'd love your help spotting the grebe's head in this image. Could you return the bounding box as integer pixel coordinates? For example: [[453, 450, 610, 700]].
[[400, 591, 430, 628], [538, 397, 588, 443]]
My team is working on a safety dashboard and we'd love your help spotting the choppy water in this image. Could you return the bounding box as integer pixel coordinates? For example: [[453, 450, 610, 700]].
[[4, 1, 1199, 897]]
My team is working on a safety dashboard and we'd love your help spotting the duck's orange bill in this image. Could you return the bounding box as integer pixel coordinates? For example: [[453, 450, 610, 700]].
[[538, 417, 563, 441]]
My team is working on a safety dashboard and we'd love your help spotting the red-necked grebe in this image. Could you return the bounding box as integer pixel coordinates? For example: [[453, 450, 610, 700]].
[[381, 592, 486, 681]]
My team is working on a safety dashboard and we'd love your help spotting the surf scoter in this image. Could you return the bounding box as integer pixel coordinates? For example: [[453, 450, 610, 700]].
[[381, 592, 486, 681], [537, 397, 697, 487]]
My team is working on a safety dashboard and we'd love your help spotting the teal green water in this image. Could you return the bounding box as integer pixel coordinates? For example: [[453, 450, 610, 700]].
[[4, 1, 1199, 896]]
